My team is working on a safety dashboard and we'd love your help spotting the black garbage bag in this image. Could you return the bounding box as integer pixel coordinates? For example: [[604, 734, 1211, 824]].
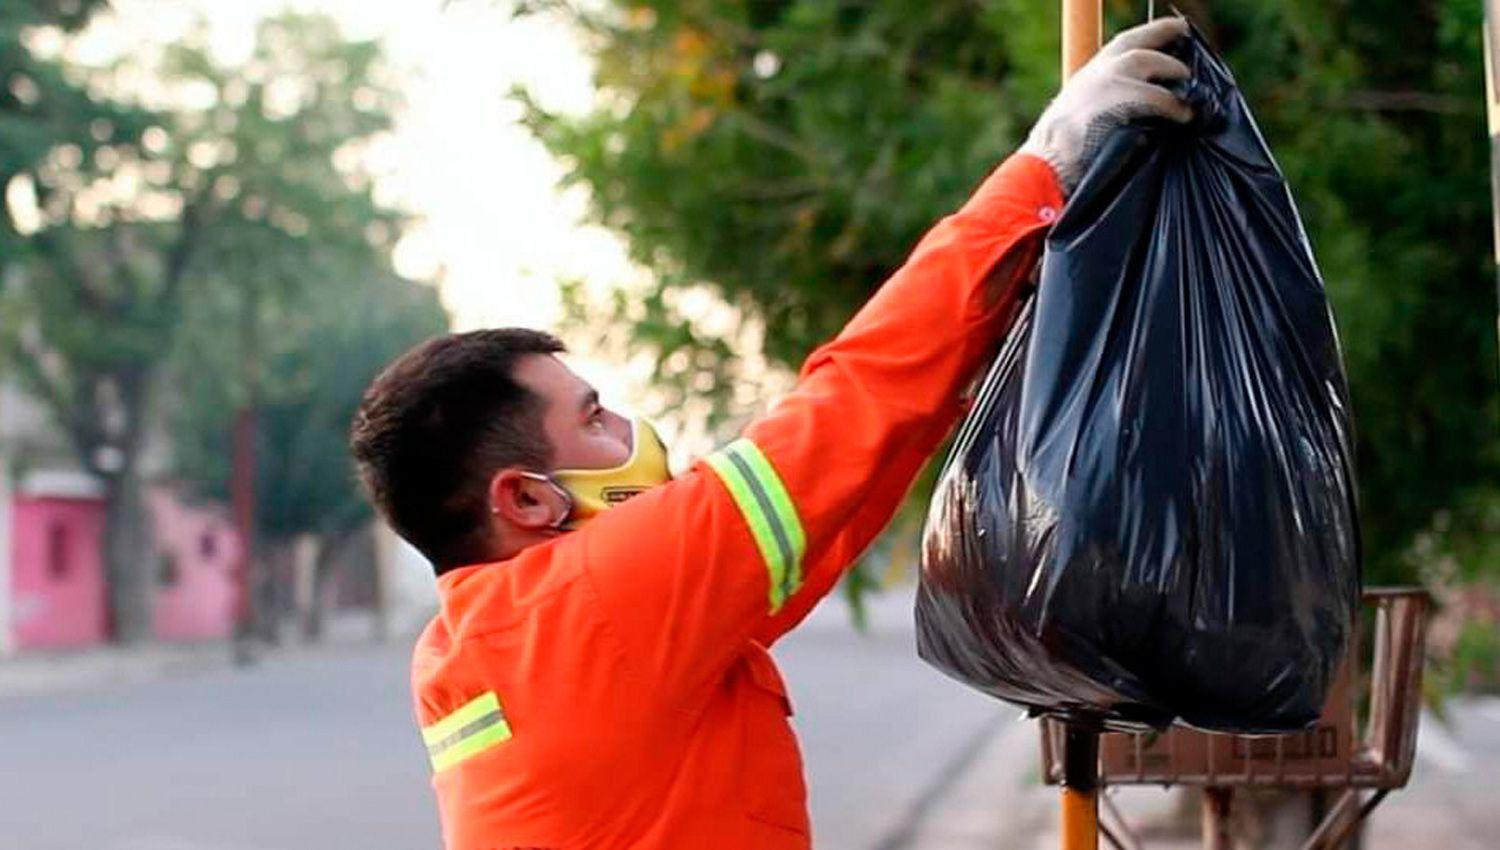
[[916, 27, 1361, 733]]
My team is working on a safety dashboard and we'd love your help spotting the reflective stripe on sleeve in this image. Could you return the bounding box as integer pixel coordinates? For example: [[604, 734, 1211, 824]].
[[705, 438, 807, 612], [421, 691, 512, 772]]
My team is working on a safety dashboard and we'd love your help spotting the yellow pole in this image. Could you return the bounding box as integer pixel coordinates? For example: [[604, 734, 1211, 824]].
[[1062, 0, 1103, 82], [1058, 5, 1103, 849], [1061, 786, 1099, 849], [1060, 724, 1101, 850]]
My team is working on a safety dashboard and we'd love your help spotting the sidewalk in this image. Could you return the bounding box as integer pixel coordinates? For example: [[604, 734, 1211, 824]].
[[900, 712, 1054, 850], [0, 610, 406, 700], [0, 591, 883, 702], [1007, 696, 1500, 850], [799, 583, 1060, 850], [0, 641, 234, 699]]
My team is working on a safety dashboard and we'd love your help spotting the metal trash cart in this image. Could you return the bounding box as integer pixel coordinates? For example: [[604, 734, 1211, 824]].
[[1039, 588, 1431, 850]]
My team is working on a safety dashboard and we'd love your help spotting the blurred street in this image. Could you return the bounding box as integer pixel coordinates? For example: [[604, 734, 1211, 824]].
[[0, 3, 1495, 849], [0, 588, 1022, 850], [4, 587, 1500, 850]]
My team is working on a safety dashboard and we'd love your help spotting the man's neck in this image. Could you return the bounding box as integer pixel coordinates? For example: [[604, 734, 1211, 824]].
[[489, 527, 561, 562]]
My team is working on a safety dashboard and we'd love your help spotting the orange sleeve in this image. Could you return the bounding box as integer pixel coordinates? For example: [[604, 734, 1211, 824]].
[[578, 153, 1064, 703]]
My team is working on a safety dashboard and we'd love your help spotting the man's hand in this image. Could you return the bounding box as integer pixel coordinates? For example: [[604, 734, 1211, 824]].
[[1020, 16, 1194, 195]]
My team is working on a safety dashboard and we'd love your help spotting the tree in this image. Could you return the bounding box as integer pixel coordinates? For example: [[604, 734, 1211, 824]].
[[0, 1, 148, 273], [2, 0, 163, 642], [1, 11, 413, 642], [170, 265, 447, 639], [518, 0, 1498, 585]]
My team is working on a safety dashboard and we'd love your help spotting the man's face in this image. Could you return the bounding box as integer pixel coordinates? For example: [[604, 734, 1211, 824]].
[[514, 354, 632, 471]]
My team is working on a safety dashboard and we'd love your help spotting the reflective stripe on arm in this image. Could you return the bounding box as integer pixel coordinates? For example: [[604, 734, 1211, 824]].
[[421, 690, 512, 772], [704, 438, 806, 612]]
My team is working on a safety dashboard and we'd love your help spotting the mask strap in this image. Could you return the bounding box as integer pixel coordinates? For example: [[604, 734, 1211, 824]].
[[518, 471, 574, 530]]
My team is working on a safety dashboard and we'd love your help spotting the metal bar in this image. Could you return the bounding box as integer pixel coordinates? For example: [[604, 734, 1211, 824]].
[[1299, 788, 1390, 850], [1063, 0, 1103, 81], [1041, 719, 1059, 784], [1345, 615, 1361, 788], [1300, 789, 1359, 850], [1386, 595, 1430, 785], [1367, 598, 1392, 762], [1357, 789, 1391, 830], [1202, 787, 1233, 850], [1098, 791, 1140, 850], [1133, 732, 1144, 782], [1099, 818, 1129, 850], [1099, 791, 1144, 850]]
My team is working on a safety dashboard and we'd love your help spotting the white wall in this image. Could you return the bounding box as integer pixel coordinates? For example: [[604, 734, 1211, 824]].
[[372, 521, 438, 637]]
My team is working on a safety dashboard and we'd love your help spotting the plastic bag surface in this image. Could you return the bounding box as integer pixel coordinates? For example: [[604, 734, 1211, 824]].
[[916, 29, 1360, 733]]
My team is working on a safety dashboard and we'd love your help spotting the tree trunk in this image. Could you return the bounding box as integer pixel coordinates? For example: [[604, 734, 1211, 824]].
[[291, 534, 319, 640], [1232, 789, 1342, 850], [102, 466, 154, 644], [370, 525, 389, 645], [302, 535, 342, 643]]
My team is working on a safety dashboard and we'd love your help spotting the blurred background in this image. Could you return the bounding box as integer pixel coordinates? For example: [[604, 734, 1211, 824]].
[[0, 1, 1496, 848]]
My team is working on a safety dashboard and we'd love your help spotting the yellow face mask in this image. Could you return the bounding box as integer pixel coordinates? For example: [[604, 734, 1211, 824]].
[[545, 417, 672, 529]]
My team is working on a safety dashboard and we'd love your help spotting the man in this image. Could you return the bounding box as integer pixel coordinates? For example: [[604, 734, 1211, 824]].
[[350, 18, 1193, 850]]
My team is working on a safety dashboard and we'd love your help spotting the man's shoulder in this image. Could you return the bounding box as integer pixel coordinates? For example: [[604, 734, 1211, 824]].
[[410, 540, 639, 734], [432, 538, 590, 639]]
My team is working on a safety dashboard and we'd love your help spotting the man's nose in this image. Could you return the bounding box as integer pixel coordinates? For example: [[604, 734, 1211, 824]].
[[609, 410, 633, 448]]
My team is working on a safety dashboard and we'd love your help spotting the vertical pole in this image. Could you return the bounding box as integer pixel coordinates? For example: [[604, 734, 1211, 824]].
[[1063, 0, 1103, 81], [1202, 787, 1233, 850], [231, 406, 256, 664], [1484, 1, 1500, 367], [1061, 724, 1101, 850], [1057, 7, 1104, 845], [0, 446, 12, 657], [232, 276, 262, 664], [371, 525, 391, 644]]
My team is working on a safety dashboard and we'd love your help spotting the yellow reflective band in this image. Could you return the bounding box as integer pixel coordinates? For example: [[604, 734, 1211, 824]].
[[421, 691, 512, 773], [705, 439, 806, 612]]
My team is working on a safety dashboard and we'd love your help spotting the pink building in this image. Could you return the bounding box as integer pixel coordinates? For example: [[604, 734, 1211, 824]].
[[147, 489, 241, 641], [8, 495, 106, 649], [6, 487, 240, 650]]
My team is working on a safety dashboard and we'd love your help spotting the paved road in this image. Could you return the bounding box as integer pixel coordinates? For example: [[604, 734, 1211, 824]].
[[0, 588, 1012, 850], [1365, 696, 1500, 850], [1016, 696, 1500, 850]]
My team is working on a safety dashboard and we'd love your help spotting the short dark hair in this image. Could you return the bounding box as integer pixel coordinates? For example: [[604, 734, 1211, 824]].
[[349, 328, 565, 572]]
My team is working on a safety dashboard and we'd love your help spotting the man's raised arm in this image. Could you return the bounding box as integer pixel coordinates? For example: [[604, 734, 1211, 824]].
[[574, 17, 1195, 697]]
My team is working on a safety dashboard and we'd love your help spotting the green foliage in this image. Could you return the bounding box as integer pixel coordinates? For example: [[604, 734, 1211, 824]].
[[4, 9, 423, 483], [0, 0, 166, 641], [0, 0, 158, 472], [158, 13, 448, 542], [520, 0, 1500, 586], [0, 2, 141, 206], [0, 0, 152, 297], [152, 13, 409, 319], [0, 8, 445, 634], [172, 270, 446, 541], [1446, 617, 1500, 692]]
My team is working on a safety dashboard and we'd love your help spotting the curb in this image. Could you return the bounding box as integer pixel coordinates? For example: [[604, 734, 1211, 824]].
[[0, 642, 234, 700], [898, 714, 1056, 850]]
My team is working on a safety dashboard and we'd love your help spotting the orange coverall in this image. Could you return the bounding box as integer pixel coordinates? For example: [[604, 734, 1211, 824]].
[[411, 152, 1063, 850]]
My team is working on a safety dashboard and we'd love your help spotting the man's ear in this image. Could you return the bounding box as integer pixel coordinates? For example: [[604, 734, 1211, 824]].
[[488, 468, 568, 531]]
